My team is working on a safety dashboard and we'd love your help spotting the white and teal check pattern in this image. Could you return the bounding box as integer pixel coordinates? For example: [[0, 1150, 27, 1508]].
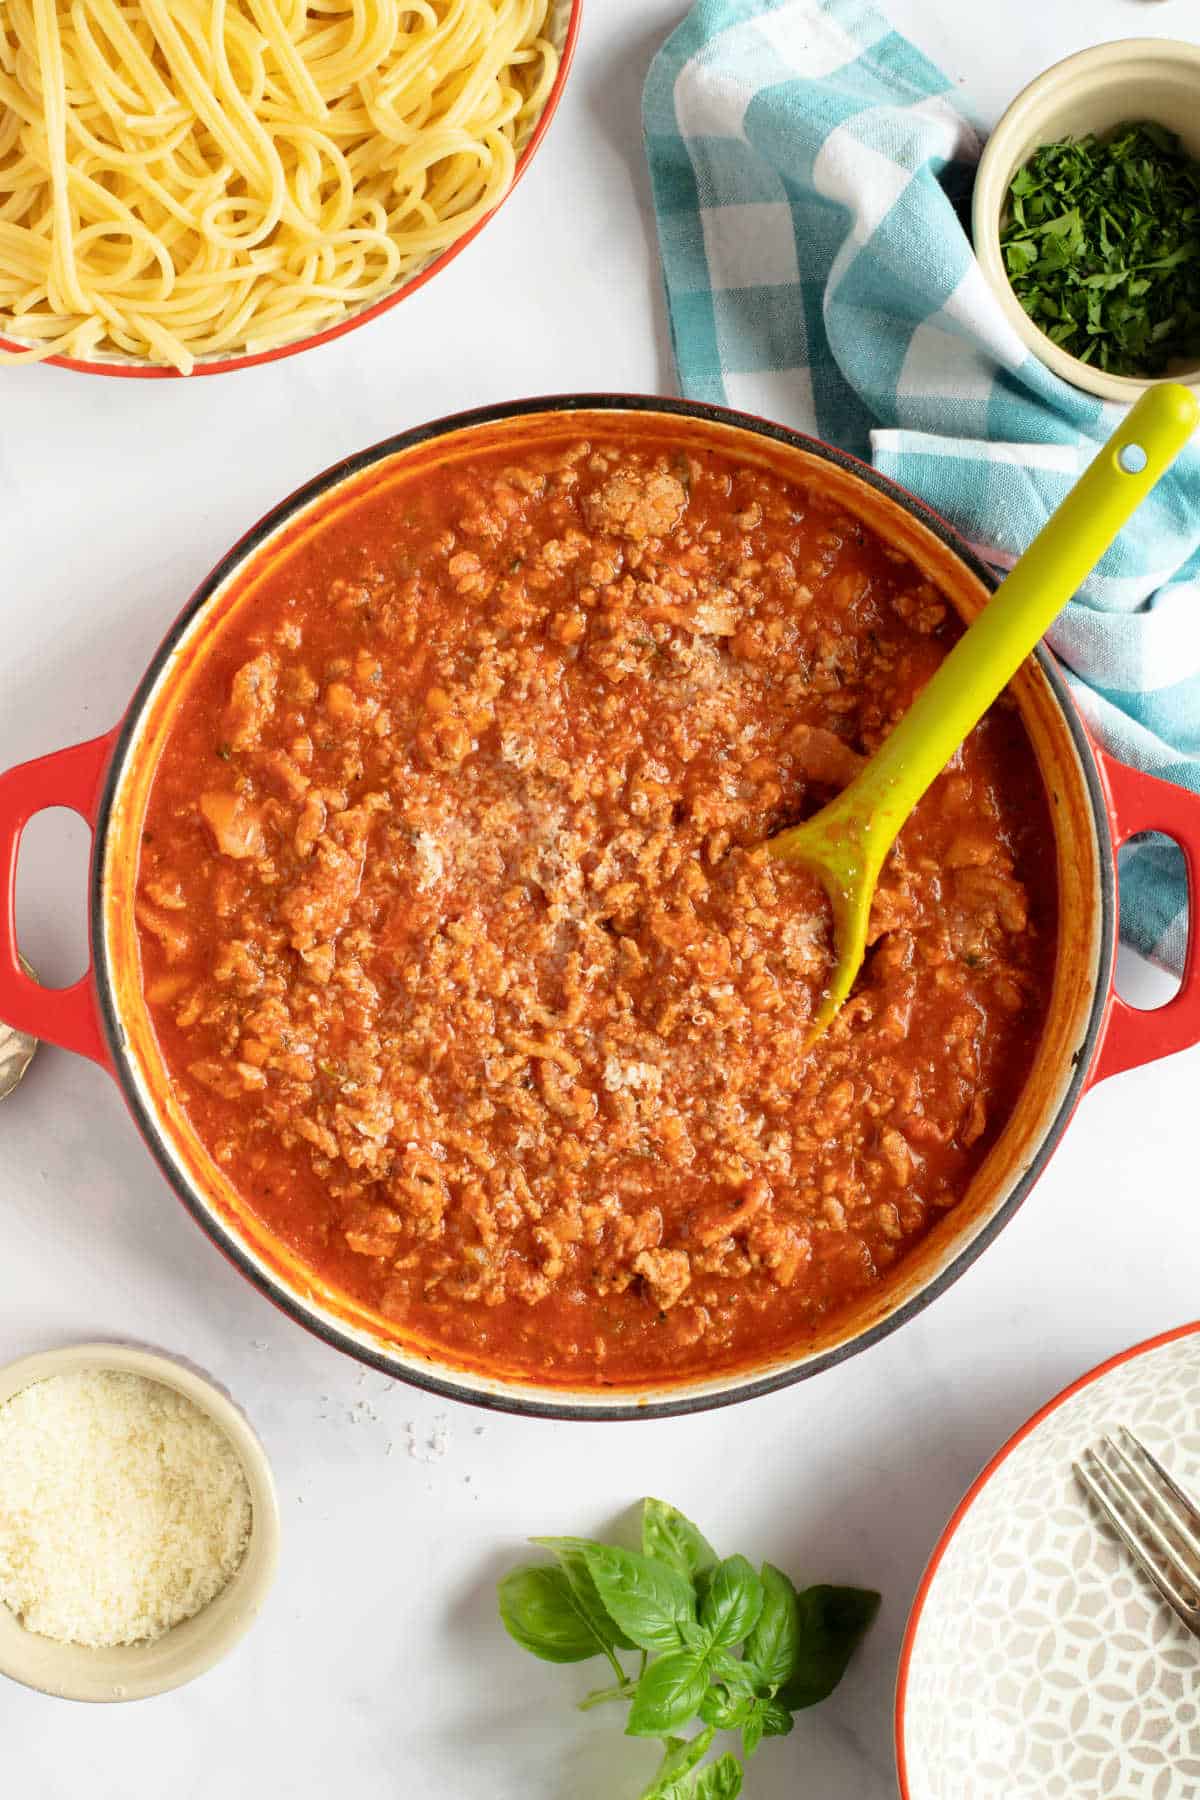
[[644, 0, 1199, 972]]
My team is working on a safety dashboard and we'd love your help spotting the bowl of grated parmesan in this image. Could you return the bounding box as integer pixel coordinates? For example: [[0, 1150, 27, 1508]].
[[0, 1342, 279, 1701]]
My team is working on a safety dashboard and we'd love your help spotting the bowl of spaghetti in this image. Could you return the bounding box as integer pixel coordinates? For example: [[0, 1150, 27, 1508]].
[[0, 0, 578, 378]]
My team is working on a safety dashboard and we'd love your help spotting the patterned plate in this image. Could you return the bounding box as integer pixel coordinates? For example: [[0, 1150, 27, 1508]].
[[897, 1323, 1200, 1800]]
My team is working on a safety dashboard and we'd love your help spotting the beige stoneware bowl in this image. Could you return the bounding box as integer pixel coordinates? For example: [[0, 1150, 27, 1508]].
[[0, 1342, 280, 1702], [973, 38, 1200, 403]]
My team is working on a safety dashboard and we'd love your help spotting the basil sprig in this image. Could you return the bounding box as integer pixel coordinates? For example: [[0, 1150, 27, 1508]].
[[497, 1498, 879, 1798]]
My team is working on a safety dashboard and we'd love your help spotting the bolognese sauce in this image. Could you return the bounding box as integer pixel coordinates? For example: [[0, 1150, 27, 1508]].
[[133, 429, 1056, 1383]]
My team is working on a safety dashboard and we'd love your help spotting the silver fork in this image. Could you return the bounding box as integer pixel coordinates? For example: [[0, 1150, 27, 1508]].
[[1074, 1427, 1200, 1635]]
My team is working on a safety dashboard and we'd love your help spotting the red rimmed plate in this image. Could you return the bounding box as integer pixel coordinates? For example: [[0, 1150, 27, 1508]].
[[897, 1321, 1200, 1800]]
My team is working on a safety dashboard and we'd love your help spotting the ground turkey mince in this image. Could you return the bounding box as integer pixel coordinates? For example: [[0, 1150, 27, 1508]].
[[133, 427, 1057, 1385]]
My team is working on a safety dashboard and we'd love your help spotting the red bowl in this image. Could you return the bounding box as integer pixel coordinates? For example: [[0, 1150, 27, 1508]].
[[0, 2, 582, 381]]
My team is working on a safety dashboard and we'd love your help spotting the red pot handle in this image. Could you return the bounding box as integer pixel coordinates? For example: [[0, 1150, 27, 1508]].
[[1090, 750, 1200, 1086], [0, 732, 119, 1071]]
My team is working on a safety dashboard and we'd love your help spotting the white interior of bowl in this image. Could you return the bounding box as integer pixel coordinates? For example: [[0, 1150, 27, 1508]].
[[0, 0, 575, 372], [0, 1342, 280, 1702], [972, 38, 1200, 402], [98, 407, 1109, 1415]]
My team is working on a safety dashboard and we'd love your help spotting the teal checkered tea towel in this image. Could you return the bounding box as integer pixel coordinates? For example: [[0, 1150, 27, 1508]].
[[644, 0, 1200, 972]]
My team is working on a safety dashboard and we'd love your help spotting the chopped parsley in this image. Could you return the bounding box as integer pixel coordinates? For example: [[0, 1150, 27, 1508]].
[[1000, 121, 1200, 376]]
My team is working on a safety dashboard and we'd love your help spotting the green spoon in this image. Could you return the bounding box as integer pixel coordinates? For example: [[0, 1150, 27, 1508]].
[[768, 380, 1200, 1043]]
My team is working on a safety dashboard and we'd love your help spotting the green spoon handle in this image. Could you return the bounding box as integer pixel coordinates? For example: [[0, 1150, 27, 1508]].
[[827, 381, 1200, 857]]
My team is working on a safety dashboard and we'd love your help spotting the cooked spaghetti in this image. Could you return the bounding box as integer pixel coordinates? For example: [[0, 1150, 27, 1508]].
[[0, 0, 560, 373]]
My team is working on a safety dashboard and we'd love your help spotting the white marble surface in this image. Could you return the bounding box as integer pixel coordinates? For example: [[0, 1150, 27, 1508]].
[[1, 1, 1196, 1795]]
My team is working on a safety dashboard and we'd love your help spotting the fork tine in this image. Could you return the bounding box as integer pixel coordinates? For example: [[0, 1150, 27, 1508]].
[[1074, 1452, 1200, 1631], [1109, 1432, 1200, 1580], [1117, 1428, 1200, 1544], [1093, 1432, 1200, 1605], [1101, 1432, 1200, 1591]]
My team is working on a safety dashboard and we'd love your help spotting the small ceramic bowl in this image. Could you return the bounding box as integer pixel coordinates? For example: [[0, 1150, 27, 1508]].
[[0, 1342, 280, 1702], [973, 38, 1200, 402]]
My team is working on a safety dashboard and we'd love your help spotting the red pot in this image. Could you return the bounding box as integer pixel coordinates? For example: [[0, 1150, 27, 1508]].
[[1, 396, 1197, 1418]]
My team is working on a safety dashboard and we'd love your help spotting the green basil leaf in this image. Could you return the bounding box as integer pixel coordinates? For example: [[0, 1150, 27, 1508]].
[[497, 1565, 607, 1664], [638, 1727, 715, 1799], [739, 1694, 793, 1757], [707, 1647, 757, 1693], [626, 1649, 710, 1738], [652, 1775, 716, 1800], [760, 1698, 793, 1738], [698, 1685, 753, 1731], [655, 1759, 743, 1800], [692, 1754, 744, 1799], [582, 1544, 697, 1653], [777, 1585, 881, 1710], [699, 1555, 764, 1650], [642, 1498, 718, 1580], [531, 1537, 636, 1651], [742, 1562, 800, 1689]]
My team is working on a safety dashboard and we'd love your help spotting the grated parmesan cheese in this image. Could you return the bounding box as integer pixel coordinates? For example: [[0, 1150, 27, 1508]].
[[0, 1370, 252, 1649], [602, 1057, 663, 1094], [412, 830, 445, 891]]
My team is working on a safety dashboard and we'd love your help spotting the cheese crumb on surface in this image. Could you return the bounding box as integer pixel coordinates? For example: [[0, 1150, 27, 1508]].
[[602, 1057, 663, 1094], [0, 1370, 252, 1649], [404, 1415, 451, 1464], [412, 830, 445, 891]]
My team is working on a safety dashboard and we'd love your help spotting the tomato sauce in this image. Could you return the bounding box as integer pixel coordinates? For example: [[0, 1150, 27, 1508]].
[[134, 428, 1057, 1384]]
